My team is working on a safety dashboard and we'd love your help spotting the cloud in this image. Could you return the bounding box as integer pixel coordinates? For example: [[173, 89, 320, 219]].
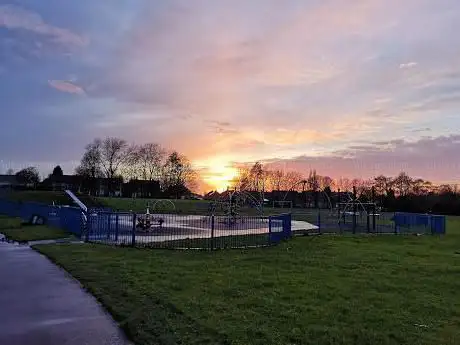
[[399, 62, 418, 69], [3, 0, 460, 188], [265, 135, 460, 183], [48, 80, 85, 95], [0, 5, 88, 48]]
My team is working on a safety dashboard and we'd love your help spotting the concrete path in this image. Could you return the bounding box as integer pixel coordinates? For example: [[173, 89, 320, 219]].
[[0, 242, 130, 345]]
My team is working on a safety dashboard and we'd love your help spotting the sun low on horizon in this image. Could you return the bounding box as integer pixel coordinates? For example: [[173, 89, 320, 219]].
[[195, 158, 239, 192]]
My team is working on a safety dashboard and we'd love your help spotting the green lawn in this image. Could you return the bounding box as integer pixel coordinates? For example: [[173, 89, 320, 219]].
[[98, 197, 214, 214], [34, 217, 460, 345], [0, 216, 70, 242], [7, 190, 70, 204], [0, 215, 22, 230]]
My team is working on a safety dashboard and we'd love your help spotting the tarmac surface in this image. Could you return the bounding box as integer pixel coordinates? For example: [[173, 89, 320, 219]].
[[0, 241, 130, 345]]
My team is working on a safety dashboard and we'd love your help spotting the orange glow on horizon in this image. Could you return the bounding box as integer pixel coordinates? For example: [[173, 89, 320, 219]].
[[196, 158, 238, 192]]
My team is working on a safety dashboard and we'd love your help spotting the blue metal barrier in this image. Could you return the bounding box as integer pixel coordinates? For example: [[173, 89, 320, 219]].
[[394, 212, 446, 234], [0, 198, 84, 236], [269, 213, 292, 243]]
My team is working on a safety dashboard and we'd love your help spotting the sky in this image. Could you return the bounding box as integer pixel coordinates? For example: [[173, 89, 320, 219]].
[[1, 0, 460, 191]]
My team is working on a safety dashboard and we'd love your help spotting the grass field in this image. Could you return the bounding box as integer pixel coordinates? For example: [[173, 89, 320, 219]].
[[99, 197, 214, 214], [34, 216, 460, 345], [0, 216, 70, 242], [7, 190, 71, 204]]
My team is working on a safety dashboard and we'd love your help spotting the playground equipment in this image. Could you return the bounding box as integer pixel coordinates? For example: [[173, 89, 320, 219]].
[[336, 188, 380, 230], [136, 200, 175, 231], [136, 206, 165, 231], [208, 189, 264, 226], [152, 199, 176, 212]]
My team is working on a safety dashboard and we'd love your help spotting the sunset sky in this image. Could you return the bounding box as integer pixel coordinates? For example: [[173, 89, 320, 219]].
[[1, 0, 460, 191]]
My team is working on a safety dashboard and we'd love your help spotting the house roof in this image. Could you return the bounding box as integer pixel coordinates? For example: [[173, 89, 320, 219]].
[[43, 175, 83, 184], [0, 175, 19, 185]]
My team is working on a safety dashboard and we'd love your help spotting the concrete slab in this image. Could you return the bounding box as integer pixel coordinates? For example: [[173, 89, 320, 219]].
[[0, 242, 130, 345]]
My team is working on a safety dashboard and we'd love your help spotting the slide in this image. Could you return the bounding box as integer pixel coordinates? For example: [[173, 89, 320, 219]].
[[65, 190, 88, 213]]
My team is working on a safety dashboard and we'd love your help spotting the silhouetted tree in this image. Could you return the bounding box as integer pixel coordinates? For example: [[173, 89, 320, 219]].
[[162, 151, 196, 198], [16, 167, 40, 187], [76, 140, 103, 178], [51, 165, 63, 176], [100, 137, 128, 179]]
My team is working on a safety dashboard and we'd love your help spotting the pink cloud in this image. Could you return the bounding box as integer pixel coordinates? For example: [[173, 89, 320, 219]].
[[265, 135, 460, 183], [48, 80, 86, 95], [0, 5, 88, 48]]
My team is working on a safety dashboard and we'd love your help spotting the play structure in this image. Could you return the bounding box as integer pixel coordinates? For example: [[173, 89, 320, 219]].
[[207, 189, 265, 225], [135, 200, 175, 231]]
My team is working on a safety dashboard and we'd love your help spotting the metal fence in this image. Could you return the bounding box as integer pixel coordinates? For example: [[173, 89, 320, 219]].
[[0, 197, 446, 250], [289, 209, 446, 235], [85, 212, 292, 249], [0, 199, 84, 236]]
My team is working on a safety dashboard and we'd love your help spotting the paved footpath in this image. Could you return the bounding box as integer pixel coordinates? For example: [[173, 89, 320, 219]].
[[0, 242, 130, 345]]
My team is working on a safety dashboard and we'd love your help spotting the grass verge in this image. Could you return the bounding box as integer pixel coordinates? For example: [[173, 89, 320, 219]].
[[34, 217, 460, 345], [1, 225, 71, 242], [0, 216, 70, 242]]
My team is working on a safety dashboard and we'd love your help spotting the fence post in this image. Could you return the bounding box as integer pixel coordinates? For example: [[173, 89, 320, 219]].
[[367, 212, 370, 233], [429, 215, 433, 235], [317, 209, 321, 234], [131, 212, 136, 247], [115, 214, 119, 242], [268, 216, 272, 245], [107, 213, 111, 239], [372, 203, 376, 232], [287, 213, 292, 238], [352, 186, 357, 234], [85, 210, 90, 242], [394, 212, 398, 235], [210, 215, 215, 251]]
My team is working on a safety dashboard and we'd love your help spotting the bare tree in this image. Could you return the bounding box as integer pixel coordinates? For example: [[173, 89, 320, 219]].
[[373, 175, 393, 196], [162, 151, 196, 194], [320, 176, 333, 190], [138, 143, 165, 180], [283, 171, 304, 192], [307, 169, 320, 192], [121, 144, 142, 181], [232, 166, 251, 191], [393, 172, 412, 197], [99, 137, 128, 179], [249, 162, 264, 191], [267, 169, 285, 192], [336, 177, 352, 192], [75, 140, 102, 178]]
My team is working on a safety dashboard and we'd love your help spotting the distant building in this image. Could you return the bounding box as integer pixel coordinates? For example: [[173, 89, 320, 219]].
[[0, 175, 21, 190], [122, 179, 161, 198], [41, 175, 123, 197], [41, 175, 83, 192]]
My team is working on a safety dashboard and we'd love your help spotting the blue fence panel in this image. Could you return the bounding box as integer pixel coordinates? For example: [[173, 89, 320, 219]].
[[269, 213, 292, 244], [0, 198, 85, 236], [431, 215, 446, 235], [0, 199, 20, 217], [59, 206, 84, 236], [18, 202, 52, 222], [394, 212, 446, 234]]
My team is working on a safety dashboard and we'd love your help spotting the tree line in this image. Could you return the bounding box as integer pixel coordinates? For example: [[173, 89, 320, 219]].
[[75, 137, 197, 195], [231, 162, 460, 215]]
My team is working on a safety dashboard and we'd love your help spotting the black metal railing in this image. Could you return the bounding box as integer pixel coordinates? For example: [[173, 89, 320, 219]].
[[85, 211, 292, 250]]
